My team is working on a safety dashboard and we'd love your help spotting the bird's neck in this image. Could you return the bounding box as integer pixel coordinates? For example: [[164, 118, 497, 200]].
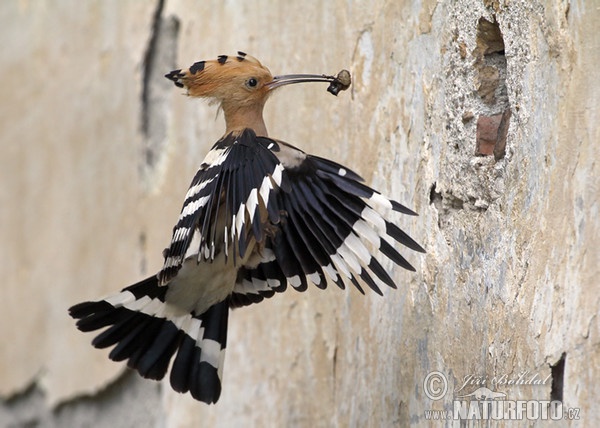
[[223, 103, 268, 137]]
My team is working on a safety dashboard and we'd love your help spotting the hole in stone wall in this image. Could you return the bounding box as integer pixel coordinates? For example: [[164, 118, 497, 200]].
[[429, 183, 465, 211], [429, 182, 443, 209], [473, 16, 506, 105], [429, 182, 471, 230], [473, 16, 510, 159], [476, 17, 505, 56], [550, 353, 566, 402]]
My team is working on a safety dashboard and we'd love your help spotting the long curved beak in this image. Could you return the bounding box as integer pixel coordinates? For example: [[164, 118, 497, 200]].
[[267, 71, 351, 95], [268, 74, 338, 88]]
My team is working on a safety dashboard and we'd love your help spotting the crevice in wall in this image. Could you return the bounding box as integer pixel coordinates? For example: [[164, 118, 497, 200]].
[[429, 183, 465, 211], [550, 353, 566, 402], [429, 182, 485, 230], [140, 0, 180, 181], [473, 17, 505, 104], [332, 344, 338, 400], [473, 16, 510, 160], [435, 13, 512, 229], [429, 183, 443, 212]]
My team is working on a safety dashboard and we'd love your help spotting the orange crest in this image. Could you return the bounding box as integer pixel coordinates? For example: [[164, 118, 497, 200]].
[[165, 52, 274, 107]]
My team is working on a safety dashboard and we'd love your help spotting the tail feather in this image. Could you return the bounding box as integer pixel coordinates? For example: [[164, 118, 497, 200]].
[[72, 302, 126, 332], [108, 320, 153, 361], [169, 333, 198, 393], [170, 300, 228, 403], [69, 300, 110, 319], [136, 322, 182, 379], [69, 275, 229, 404], [91, 310, 141, 348], [194, 361, 223, 404]]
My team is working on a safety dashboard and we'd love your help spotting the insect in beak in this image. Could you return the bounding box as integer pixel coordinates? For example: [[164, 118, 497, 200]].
[[267, 70, 351, 96]]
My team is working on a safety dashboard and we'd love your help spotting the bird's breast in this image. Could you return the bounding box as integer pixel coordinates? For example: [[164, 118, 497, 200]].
[[165, 233, 259, 316]]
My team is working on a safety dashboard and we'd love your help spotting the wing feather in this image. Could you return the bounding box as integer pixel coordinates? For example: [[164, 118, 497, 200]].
[[158, 129, 422, 306], [158, 129, 284, 285], [228, 138, 423, 306]]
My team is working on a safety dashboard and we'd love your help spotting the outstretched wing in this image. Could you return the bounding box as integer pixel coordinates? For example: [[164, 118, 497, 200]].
[[158, 127, 423, 302], [158, 129, 287, 285], [229, 139, 425, 307]]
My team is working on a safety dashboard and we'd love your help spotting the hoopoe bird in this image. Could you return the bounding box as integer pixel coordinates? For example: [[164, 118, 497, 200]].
[[69, 52, 425, 404]]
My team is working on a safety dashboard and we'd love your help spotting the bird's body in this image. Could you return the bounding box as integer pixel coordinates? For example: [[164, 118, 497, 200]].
[[70, 52, 424, 404]]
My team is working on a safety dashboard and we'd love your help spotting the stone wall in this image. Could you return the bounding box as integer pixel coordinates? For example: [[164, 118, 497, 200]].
[[1, 0, 598, 426]]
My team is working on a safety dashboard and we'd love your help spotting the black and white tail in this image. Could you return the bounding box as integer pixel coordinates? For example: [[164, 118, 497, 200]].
[[69, 276, 228, 404]]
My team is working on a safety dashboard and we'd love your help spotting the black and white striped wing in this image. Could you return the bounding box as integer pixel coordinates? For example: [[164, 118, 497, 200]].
[[158, 129, 287, 285], [229, 140, 425, 307]]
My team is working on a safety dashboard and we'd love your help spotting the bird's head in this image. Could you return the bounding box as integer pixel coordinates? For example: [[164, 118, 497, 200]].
[[166, 52, 273, 109], [166, 52, 350, 136]]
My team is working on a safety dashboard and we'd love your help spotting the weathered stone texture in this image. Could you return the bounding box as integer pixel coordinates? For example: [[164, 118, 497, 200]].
[[1, 0, 597, 427]]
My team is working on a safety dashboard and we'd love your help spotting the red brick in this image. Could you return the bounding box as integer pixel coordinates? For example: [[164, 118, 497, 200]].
[[476, 113, 503, 155]]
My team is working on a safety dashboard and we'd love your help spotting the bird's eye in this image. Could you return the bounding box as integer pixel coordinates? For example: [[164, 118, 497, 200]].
[[246, 77, 258, 88]]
